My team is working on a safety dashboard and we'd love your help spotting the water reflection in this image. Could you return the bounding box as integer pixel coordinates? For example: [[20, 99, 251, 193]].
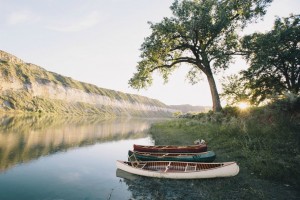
[[116, 168, 243, 199], [116, 168, 209, 199], [0, 114, 156, 172]]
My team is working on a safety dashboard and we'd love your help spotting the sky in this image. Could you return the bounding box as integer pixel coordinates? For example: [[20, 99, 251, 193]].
[[0, 0, 299, 106]]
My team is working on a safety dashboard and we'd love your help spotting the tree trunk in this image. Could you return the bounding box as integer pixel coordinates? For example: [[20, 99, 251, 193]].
[[206, 73, 222, 112]]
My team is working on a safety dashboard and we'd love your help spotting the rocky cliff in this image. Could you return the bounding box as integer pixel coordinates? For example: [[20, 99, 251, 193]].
[[0, 50, 175, 117]]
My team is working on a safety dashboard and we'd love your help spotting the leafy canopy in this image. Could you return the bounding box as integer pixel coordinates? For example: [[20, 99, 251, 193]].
[[241, 15, 300, 103], [221, 74, 253, 105], [129, 0, 272, 89]]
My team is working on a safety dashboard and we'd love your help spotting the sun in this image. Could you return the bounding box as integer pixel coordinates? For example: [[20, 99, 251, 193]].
[[237, 102, 249, 110]]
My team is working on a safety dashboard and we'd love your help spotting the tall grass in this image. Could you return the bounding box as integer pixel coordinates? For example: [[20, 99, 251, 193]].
[[149, 97, 300, 188]]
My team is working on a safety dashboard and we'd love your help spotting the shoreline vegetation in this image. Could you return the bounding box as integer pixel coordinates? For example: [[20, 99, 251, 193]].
[[148, 96, 300, 198]]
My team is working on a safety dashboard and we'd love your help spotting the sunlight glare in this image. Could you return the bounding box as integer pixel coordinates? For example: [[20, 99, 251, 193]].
[[237, 102, 249, 110]]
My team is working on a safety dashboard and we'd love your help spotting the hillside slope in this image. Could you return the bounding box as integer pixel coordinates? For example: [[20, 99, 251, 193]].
[[0, 50, 174, 117]]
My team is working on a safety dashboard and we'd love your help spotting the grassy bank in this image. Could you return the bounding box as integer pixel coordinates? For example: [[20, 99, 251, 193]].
[[149, 99, 300, 194]]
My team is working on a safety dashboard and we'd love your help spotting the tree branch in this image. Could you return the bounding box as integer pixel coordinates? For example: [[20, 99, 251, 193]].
[[149, 57, 197, 72], [209, 51, 248, 62]]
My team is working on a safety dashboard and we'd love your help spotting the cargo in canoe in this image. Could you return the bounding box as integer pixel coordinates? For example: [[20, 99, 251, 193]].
[[128, 150, 216, 162], [133, 143, 207, 153], [116, 160, 239, 179]]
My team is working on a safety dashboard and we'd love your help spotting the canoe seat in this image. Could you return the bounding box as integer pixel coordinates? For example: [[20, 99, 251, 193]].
[[185, 164, 197, 172]]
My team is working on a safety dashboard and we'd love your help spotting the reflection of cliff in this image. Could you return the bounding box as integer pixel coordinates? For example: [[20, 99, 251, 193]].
[[0, 115, 156, 172], [0, 50, 174, 117]]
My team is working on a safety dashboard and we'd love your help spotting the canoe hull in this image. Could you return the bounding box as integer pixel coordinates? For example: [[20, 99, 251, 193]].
[[116, 160, 239, 179], [128, 150, 216, 162], [133, 144, 207, 153]]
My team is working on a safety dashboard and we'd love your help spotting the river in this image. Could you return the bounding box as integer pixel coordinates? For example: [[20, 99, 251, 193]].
[[0, 115, 161, 200]]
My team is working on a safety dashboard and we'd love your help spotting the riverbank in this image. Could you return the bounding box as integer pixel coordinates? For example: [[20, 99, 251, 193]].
[[147, 101, 299, 199]]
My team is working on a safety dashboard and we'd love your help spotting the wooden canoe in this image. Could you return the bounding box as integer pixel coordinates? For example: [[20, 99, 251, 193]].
[[133, 143, 207, 153], [116, 160, 239, 179], [128, 150, 216, 162]]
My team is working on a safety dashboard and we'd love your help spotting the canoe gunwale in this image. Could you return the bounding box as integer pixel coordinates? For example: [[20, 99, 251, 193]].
[[121, 160, 235, 172], [133, 144, 208, 153], [128, 150, 216, 162]]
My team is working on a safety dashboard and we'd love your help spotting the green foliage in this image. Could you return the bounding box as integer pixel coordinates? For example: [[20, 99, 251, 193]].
[[221, 74, 254, 105], [221, 106, 240, 117], [172, 111, 182, 117], [129, 0, 272, 112], [268, 93, 300, 114], [241, 15, 300, 103]]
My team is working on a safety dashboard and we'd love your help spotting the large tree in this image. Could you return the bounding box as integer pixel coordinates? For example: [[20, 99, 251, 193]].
[[129, 0, 272, 112], [240, 15, 300, 103]]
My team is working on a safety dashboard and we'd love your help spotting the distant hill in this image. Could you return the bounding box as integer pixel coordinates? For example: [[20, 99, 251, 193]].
[[169, 104, 211, 113], [0, 50, 175, 117]]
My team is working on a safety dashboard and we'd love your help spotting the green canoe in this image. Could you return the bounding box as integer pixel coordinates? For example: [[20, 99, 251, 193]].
[[128, 150, 216, 162]]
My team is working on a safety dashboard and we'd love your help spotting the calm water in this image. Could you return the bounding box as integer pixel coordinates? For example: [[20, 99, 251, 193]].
[[0, 115, 157, 200], [1, 115, 296, 200]]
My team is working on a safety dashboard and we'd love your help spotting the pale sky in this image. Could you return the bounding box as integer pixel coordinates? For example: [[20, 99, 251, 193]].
[[1, 0, 299, 106]]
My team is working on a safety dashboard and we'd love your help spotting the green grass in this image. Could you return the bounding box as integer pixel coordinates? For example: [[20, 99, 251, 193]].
[[149, 104, 300, 190]]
